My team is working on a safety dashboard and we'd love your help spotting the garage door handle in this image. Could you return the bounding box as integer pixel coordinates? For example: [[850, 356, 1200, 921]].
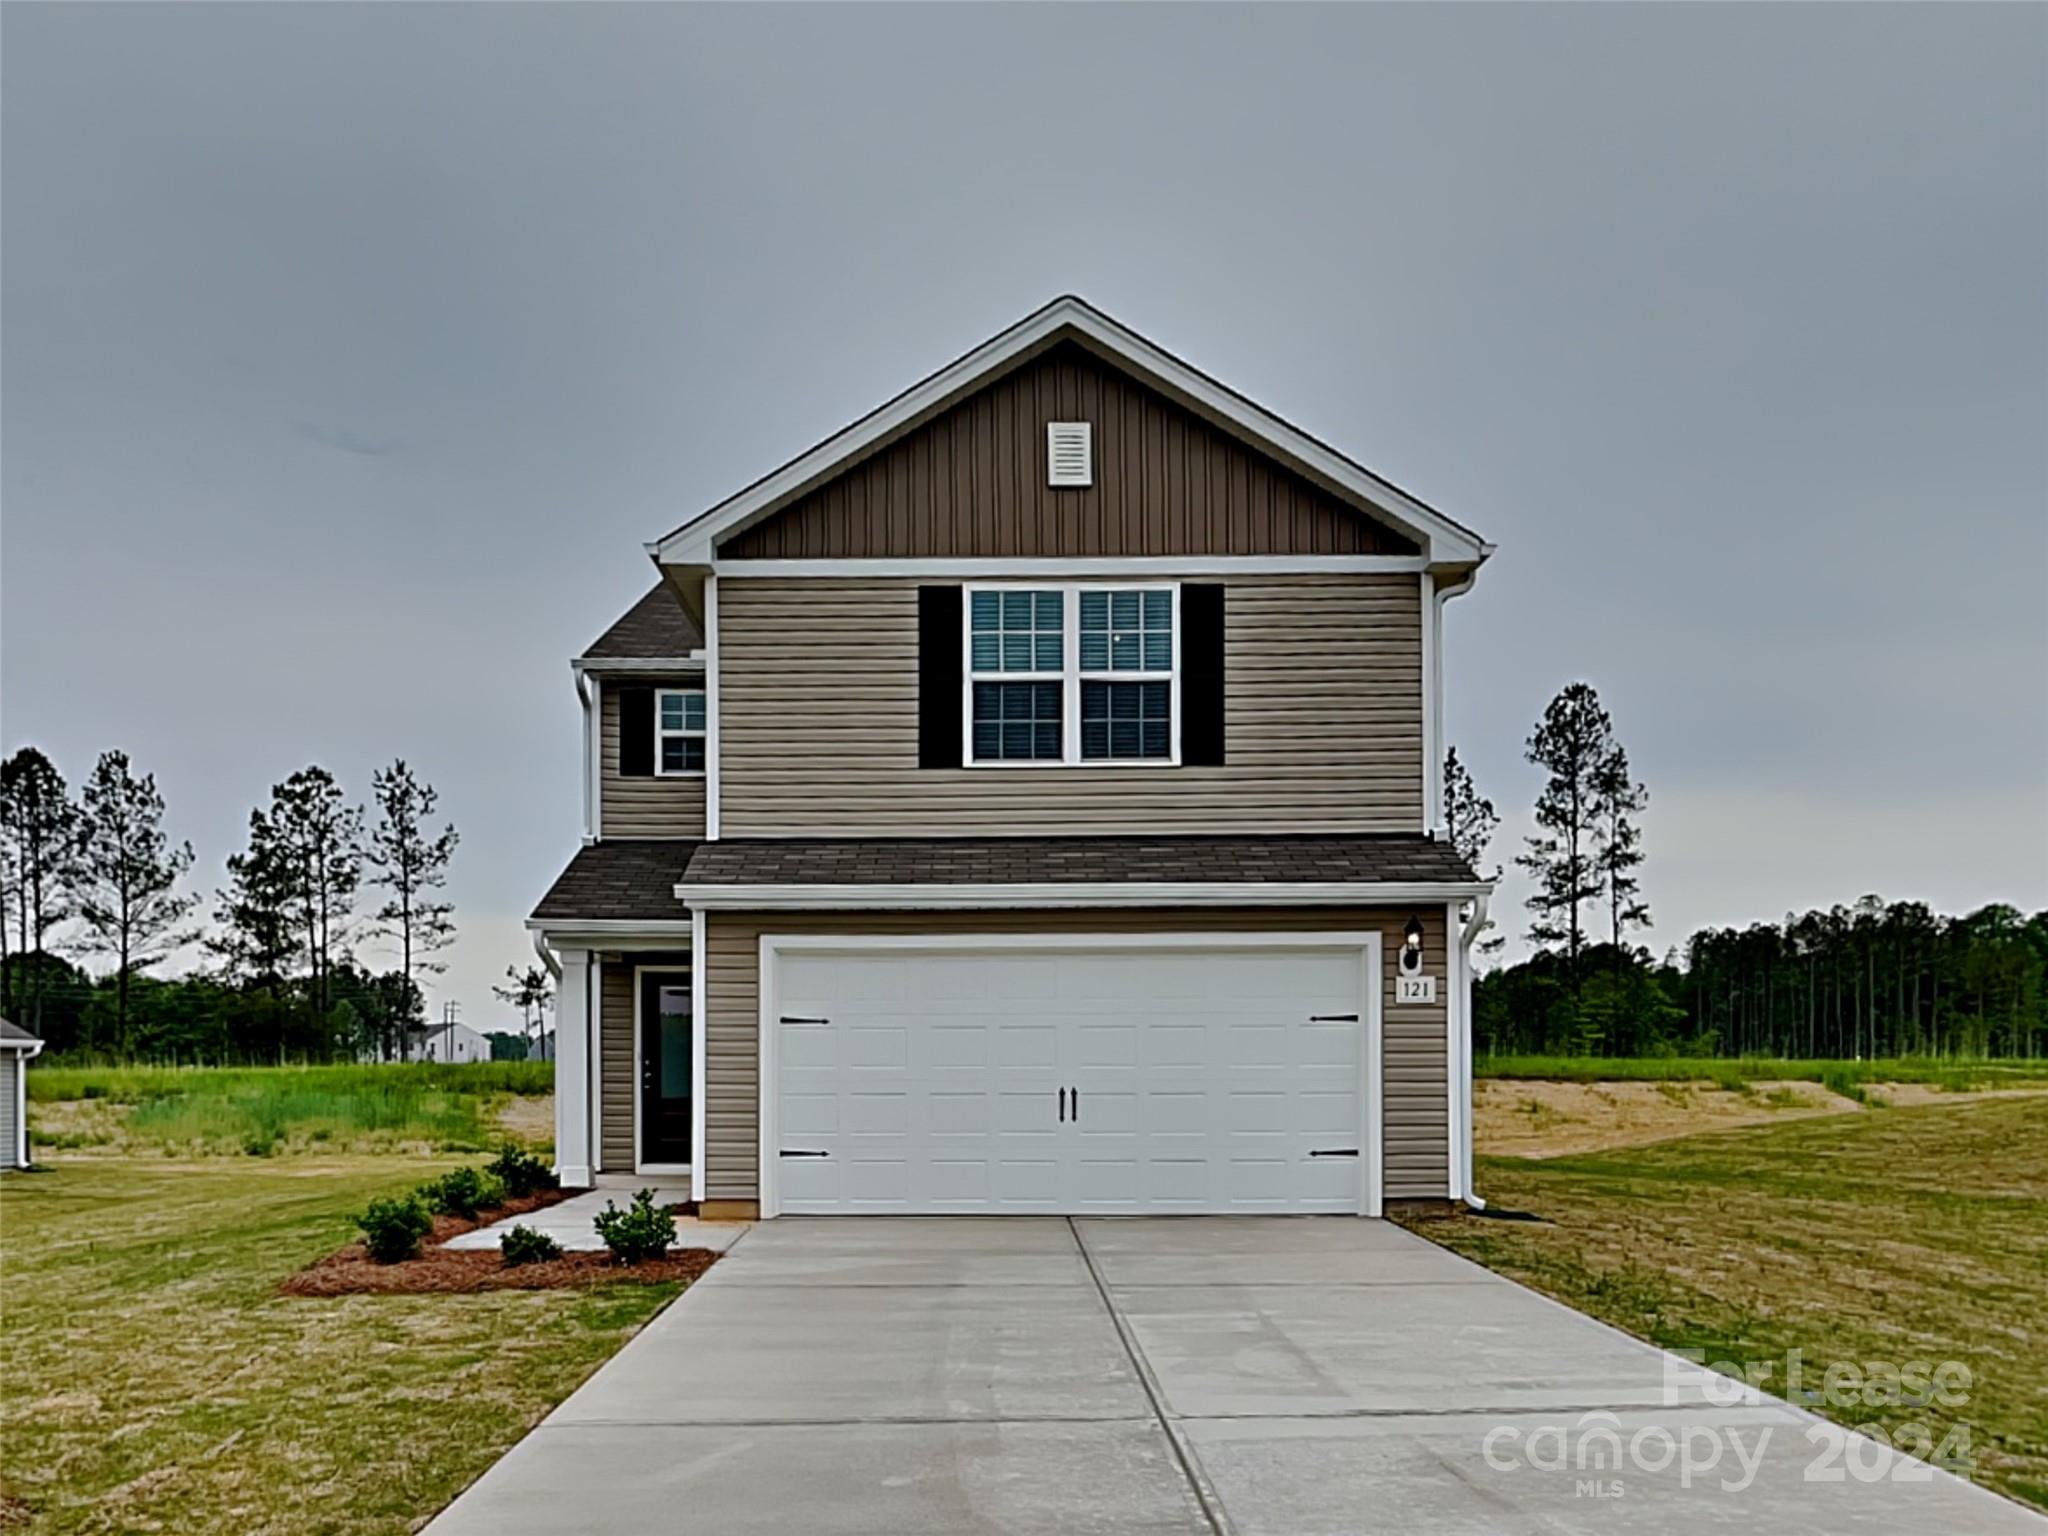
[[1071, 1087, 1079, 1123], [1058, 1088, 1067, 1123], [1310, 1148, 1359, 1158], [779, 1149, 830, 1159]]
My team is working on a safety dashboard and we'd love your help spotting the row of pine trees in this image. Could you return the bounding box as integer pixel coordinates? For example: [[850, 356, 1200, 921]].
[[0, 747, 460, 1062], [1450, 683, 2046, 1059]]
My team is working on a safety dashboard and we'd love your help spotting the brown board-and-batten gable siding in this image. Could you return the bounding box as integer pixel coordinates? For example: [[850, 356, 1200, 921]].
[[716, 341, 1421, 560]]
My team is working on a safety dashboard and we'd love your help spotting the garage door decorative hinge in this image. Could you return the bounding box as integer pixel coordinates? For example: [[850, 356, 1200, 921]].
[[1308, 1014, 1360, 1023], [1309, 1148, 1360, 1158], [780, 1015, 831, 1027], [779, 1149, 830, 1158]]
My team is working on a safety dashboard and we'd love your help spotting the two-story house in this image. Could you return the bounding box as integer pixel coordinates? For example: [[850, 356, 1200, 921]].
[[530, 297, 1494, 1220]]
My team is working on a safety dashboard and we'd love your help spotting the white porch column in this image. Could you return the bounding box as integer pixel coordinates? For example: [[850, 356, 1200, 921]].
[[554, 947, 594, 1188]]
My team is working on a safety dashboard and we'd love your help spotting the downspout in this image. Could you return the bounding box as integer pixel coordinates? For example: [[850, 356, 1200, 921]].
[[1435, 565, 1483, 1206], [1458, 891, 1490, 1209], [532, 929, 561, 980]]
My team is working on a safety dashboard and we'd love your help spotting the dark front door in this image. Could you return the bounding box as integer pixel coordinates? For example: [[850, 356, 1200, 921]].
[[639, 970, 693, 1166]]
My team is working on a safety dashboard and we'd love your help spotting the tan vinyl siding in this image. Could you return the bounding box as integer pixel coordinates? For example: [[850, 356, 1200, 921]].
[[717, 574, 1423, 837], [596, 950, 693, 1173], [718, 341, 1418, 559], [599, 682, 706, 838], [1, 1057, 19, 1167], [597, 961, 635, 1172], [703, 908, 1449, 1204]]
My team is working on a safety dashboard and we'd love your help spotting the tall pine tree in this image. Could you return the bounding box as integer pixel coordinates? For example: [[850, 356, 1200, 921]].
[[1443, 746, 1503, 955], [364, 760, 459, 1018], [1515, 684, 1615, 996], [74, 751, 198, 1052], [0, 748, 80, 1031], [267, 767, 363, 1015], [1593, 743, 1650, 949]]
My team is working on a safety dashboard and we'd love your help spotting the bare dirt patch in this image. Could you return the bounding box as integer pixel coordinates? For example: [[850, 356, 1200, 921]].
[[1476, 1078, 1862, 1159], [496, 1092, 554, 1143]]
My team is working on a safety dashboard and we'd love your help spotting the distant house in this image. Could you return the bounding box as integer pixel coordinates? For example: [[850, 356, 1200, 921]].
[[416, 1021, 490, 1064], [1, 1018, 45, 1170]]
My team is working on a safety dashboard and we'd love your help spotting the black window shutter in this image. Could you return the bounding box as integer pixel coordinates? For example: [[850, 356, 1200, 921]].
[[918, 586, 963, 769], [1182, 584, 1226, 766], [618, 686, 655, 777]]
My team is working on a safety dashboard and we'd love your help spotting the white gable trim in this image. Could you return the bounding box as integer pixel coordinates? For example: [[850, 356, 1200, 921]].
[[649, 297, 1490, 570]]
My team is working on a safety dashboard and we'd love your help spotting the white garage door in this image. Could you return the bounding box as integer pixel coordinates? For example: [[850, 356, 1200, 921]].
[[765, 938, 1380, 1216]]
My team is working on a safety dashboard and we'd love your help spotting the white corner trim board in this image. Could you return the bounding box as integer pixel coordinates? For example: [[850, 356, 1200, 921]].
[[678, 879, 1492, 911], [649, 297, 1491, 570], [754, 929, 1386, 1219]]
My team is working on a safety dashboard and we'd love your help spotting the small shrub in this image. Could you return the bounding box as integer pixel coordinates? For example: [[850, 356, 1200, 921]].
[[500, 1225, 563, 1267], [487, 1141, 557, 1199], [594, 1189, 674, 1265], [242, 1133, 279, 1157], [420, 1166, 505, 1220], [359, 1196, 434, 1263]]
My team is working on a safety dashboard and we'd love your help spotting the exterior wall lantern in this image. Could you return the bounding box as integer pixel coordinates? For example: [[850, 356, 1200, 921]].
[[1399, 916, 1426, 977]]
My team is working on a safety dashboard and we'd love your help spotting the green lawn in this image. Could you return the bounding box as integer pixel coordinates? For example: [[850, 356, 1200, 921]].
[[1400, 1095, 2048, 1513], [0, 1157, 678, 1535]]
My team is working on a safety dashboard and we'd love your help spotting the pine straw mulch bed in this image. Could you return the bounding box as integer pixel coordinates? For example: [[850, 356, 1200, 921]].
[[279, 1189, 720, 1296]]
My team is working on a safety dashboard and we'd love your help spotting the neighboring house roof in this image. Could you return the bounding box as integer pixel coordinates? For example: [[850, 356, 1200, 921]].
[[1, 1017, 44, 1052], [533, 840, 703, 923], [650, 295, 1492, 571], [579, 584, 704, 662], [532, 835, 1481, 925]]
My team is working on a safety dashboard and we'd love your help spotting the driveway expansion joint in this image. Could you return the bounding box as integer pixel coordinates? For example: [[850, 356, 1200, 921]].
[[1068, 1217, 1237, 1536]]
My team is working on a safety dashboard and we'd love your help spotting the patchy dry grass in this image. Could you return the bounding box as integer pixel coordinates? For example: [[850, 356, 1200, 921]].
[[0, 1156, 678, 1535], [25, 1063, 552, 1159], [1402, 1095, 2048, 1513]]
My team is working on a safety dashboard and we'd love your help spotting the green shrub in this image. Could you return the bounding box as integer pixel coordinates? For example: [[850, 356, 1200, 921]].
[[487, 1142, 556, 1199], [500, 1225, 564, 1267], [593, 1189, 674, 1265], [359, 1196, 434, 1263], [419, 1166, 505, 1220]]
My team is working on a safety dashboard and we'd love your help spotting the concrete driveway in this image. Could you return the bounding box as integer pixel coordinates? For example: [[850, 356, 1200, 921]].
[[423, 1217, 2042, 1535]]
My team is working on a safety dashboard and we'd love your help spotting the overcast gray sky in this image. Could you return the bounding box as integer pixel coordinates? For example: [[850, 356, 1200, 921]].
[[4, 3, 2044, 1030]]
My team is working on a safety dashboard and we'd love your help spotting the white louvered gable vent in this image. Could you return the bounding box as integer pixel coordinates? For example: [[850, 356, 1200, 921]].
[[1046, 421, 1093, 487]]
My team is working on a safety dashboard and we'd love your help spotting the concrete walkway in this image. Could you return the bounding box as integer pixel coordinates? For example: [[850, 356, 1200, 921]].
[[442, 1185, 750, 1254], [422, 1216, 2044, 1535]]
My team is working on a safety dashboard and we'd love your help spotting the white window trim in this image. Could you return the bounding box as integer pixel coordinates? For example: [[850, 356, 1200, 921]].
[[654, 687, 707, 778], [961, 581, 1181, 769]]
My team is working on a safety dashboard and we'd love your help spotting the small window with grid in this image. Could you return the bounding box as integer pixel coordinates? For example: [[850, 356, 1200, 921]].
[[656, 689, 706, 773]]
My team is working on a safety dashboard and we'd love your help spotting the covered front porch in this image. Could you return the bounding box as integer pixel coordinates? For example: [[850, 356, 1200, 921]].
[[530, 839, 706, 1196]]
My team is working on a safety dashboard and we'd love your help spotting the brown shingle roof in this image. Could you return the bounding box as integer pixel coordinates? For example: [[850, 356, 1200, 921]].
[[685, 835, 1480, 888], [581, 585, 703, 660], [530, 835, 1479, 922], [531, 841, 701, 922]]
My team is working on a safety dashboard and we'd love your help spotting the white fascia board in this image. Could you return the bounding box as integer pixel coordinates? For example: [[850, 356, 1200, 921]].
[[712, 555, 1430, 579], [525, 918, 695, 949], [676, 880, 1492, 911], [650, 297, 1489, 568]]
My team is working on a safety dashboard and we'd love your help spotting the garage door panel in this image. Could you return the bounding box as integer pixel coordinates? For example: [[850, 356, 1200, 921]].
[[772, 943, 1373, 1216]]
